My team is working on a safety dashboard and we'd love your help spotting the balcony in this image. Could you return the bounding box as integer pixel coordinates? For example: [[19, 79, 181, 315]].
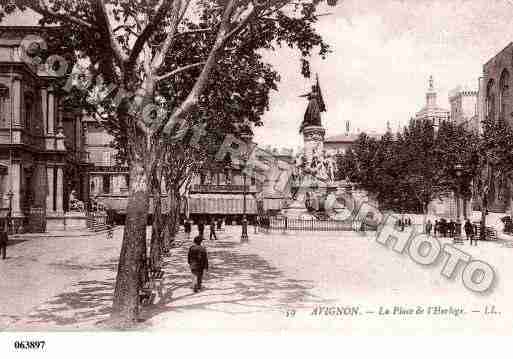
[[191, 184, 257, 193]]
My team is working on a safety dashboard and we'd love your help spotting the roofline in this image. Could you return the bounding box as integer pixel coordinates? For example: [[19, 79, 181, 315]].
[[484, 42, 513, 68]]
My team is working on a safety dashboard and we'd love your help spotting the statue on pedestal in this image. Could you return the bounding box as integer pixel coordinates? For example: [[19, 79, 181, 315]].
[[68, 190, 85, 212], [299, 74, 326, 134]]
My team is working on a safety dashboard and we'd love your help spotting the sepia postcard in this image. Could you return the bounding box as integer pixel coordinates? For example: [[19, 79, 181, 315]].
[[1, 0, 513, 355]]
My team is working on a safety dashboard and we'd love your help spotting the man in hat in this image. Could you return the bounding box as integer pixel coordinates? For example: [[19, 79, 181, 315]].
[[187, 236, 209, 292]]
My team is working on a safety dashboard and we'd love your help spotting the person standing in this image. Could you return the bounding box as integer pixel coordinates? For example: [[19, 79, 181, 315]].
[[456, 219, 462, 237], [471, 223, 479, 246], [197, 218, 205, 239], [447, 219, 454, 237], [464, 219, 474, 242], [434, 220, 439, 238], [187, 236, 209, 292], [425, 220, 433, 236], [0, 224, 7, 260], [184, 218, 192, 239], [441, 218, 448, 237], [209, 218, 217, 241]]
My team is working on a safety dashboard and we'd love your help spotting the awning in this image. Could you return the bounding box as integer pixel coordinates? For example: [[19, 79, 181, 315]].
[[187, 193, 257, 214]]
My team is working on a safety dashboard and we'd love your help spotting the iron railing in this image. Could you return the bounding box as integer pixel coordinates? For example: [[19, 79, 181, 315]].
[[257, 215, 376, 232], [86, 211, 107, 229], [191, 184, 256, 193]]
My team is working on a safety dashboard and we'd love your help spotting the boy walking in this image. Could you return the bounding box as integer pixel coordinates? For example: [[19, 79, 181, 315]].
[[187, 236, 209, 292], [184, 219, 192, 239], [464, 219, 473, 242], [209, 218, 217, 241], [425, 220, 433, 236], [197, 218, 205, 239]]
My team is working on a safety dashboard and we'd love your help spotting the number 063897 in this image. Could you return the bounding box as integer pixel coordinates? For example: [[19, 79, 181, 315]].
[[14, 341, 46, 350]]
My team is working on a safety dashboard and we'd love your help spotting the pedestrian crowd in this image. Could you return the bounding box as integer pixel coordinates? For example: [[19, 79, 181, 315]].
[[395, 217, 413, 232], [424, 217, 479, 246]]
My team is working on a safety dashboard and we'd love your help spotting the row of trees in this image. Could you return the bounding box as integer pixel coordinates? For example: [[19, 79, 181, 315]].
[[336, 115, 513, 237], [3, 0, 336, 327]]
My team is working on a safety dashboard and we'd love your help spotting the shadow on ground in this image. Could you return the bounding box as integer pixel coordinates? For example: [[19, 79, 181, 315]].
[[6, 239, 28, 247], [13, 234, 329, 329], [18, 260, 119, 328], [139, 237, 330, 325]]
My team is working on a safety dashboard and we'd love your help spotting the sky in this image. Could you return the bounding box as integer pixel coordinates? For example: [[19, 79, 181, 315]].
[[4, 0, 513, 150], [253, 0, 513, 149]]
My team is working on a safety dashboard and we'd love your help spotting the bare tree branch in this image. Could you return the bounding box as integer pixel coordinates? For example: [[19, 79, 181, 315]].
[[113, 24, 140, 37], [162, 0, 238, 133], [26, 0, 93, 28], [127, 0, 172, 74], [222, 6, 258, 45], [156, 62, 206, 82], [151, 0, 183, 71], [95, 0, 129, 65], [177, 28, 213, 36]]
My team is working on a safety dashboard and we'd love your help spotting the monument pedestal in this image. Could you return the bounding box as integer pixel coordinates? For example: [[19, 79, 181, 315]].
[[303, 125, 326, 163], [282, 199, 314, 219]]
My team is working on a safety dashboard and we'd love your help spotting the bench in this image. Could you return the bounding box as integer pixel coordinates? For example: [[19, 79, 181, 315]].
[[139, 269, 166, 306], [139, 286, 156, 306]]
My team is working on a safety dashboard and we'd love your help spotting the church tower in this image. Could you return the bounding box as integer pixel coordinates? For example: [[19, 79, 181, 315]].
[[426, 75, 437, 108], [414, 75, 450, 131], [300, 75, 326, 163]]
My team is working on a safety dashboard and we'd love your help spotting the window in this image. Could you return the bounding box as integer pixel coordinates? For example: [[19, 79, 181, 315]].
[[124, 174, 130, 190], [102, 175, 111, 194], [499, 70, 510, 119], [486, 79, 496, 122], [24, 93, 34, 130], [0, 85, 8, 126]]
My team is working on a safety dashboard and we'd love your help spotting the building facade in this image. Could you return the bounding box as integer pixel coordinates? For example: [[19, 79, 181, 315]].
[[479, 42, 513, 214], [0, 26, 90, 232]]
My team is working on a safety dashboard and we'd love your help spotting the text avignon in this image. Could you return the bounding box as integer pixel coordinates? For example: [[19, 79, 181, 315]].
[[310, 306, 360, 316]]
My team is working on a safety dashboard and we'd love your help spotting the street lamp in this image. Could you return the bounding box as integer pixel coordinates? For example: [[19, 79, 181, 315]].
[[454, 163, 464, 219], [240, 132, 252, 243]]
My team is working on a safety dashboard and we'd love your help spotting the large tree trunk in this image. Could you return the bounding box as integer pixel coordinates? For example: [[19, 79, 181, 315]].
[[150, 172, 163, 271], [165, 187, 180, 246], [109, 157, 150, 328]]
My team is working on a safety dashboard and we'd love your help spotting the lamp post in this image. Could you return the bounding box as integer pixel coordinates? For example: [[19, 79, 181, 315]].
[[241, 159, 249, 243], [240, 132, 252, 243], [454, 163, 464, 219]]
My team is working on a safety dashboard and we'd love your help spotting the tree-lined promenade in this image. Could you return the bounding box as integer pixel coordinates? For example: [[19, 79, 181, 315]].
[[2, 0, 336, 327], [2, 226, 513, 334], [336, 116, 513, 236]]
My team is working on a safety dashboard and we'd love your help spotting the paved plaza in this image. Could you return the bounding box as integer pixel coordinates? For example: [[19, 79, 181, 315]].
[[1, 225, 513, 334]]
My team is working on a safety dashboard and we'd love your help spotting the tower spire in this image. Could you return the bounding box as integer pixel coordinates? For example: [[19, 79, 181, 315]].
[[428, 75, 434, 92], [426, 75, 437, 108]]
